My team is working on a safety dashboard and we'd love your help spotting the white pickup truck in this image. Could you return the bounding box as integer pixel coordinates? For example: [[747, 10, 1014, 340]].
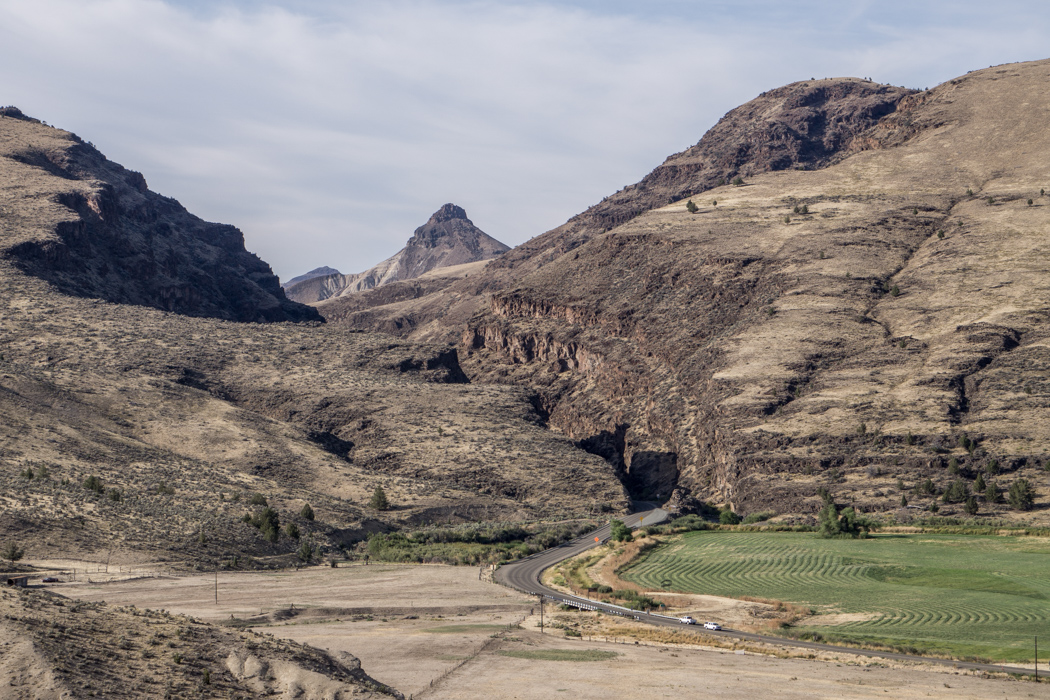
[[679, 616, 696, 624], [703, 621, 722, 630]]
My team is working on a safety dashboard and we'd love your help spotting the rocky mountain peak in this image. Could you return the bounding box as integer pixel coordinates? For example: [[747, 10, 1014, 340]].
[[285, 204, 509, 303], [426, 203, 470, 225]]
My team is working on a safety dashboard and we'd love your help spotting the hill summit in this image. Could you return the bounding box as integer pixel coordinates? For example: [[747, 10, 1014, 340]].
[[283, 204, 509, 303], [0, 107, 319, 323]]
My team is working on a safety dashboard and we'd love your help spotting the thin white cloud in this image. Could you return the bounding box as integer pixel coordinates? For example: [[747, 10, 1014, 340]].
[[0, 0, 1047, 279]]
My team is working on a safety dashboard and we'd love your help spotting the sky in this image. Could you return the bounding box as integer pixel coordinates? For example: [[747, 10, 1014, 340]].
[[1, 1, 1048, 281]]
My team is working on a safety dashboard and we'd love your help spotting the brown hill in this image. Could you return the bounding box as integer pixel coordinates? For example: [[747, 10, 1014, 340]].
[[0, 117, 626, 566], [327, 61, 1050, 519], [284, 203, 509, 304], [0, 587, 400, 698], [0, 107, 318, 323]]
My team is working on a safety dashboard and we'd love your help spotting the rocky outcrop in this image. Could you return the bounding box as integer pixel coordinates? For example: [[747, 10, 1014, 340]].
[[0, 109, 319, 323], [285, 204, 509, 303]]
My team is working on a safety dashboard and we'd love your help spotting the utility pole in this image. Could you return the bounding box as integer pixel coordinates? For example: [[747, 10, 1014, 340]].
[[1036, 636, 1039, 681], [214, 566, 218, 605], [539, 596, 543, 634]]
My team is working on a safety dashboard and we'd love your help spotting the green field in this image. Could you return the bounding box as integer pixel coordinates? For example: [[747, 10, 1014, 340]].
[[621, 531, 1050, 662]]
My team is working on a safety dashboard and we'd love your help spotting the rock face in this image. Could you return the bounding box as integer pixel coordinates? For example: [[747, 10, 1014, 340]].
[[329, 61, 1050, 519], [284, 203, 509, 303], [0, 107, 319, 323]]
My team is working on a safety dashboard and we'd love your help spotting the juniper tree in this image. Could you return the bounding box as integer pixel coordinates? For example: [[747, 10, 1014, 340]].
[[370, 485, 389, 511]]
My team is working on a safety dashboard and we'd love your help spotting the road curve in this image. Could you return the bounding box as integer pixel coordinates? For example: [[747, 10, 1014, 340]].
[[494, 509, 1038, 678]]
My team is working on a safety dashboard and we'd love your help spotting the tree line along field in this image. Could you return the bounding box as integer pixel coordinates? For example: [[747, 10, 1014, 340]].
[[620, 531, 1050, 663]]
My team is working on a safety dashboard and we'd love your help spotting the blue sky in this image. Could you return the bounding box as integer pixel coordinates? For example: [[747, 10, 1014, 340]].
[[1, 1, 1048, 280]]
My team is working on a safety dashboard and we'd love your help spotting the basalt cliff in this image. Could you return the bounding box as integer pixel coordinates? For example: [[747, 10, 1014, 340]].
[[323, 61, 1050, 519]]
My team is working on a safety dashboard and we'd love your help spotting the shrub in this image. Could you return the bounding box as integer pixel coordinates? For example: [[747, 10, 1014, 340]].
[[1008, 479, 1035, 511], [83, 475, 104, 493], [912, 208, 918, 215], [370, 485, 390, 511], [964, 496, 979, 515], [1, 542, 25, 562], [905, 432, 915, 446], [248, 507, 280, 542], [985, 459, 999, 475], [937, 230, 945, 239], [732, 176, 744, 186], [819, 503, 874, 538], [686, 200, 698, 213], [987, 196, 995, 205], [249, 493, 268, 506], [1028, 199, 1034, 206], [857, 422, 866, 436], [670, 514, 713, 531], [916, 478, 936, 496], [20, 467, 33, 479], [985, 482, 999, 504], [741, 511, 774, 525], [298, 540, 314, 563], [900, 494, 908, 508], [712, 199, 718, 206], [610, 519, 633, 542], [719, 509, 741, 525], [286, 523, 300, 539], [300, 503, 315, 521], [941, 480, 970, 503], [974, 473, 986, 493], [948, 457, 960, 474], [966, 188, 973, 196], [784, 215, 791, 223], [155, 482, 175, 495], [108, 488, 122, 503], [890, 284, 900, 297], [793, 205, 800, 214]]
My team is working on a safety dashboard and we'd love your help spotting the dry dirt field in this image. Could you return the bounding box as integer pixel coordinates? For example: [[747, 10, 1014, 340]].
[[56, 561, 1048, 699]]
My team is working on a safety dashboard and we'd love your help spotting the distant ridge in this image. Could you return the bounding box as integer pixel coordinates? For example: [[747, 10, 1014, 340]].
[[283, 265, 342, 288], [284, 204, 509, 304]]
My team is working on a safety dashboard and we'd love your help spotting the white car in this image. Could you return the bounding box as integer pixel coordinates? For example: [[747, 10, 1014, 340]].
[[679, 616, 696, 625], [703, 621, 722, 630]]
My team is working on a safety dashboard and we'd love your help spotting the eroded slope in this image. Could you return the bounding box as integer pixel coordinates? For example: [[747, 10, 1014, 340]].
[[460, 61, 1050, 515]]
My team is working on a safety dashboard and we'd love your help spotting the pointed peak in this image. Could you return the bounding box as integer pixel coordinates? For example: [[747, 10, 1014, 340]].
[[427, 203, 469, 225]]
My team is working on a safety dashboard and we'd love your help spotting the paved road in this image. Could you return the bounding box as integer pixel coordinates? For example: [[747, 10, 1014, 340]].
[[494, 508, 1039, 678]]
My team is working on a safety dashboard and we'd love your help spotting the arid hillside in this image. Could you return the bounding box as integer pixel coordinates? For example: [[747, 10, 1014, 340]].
[[326, 60, 1050, 518], [0, 107, 318, 323], [0, 114, 627, 566], [0, 587, 400, 699]]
